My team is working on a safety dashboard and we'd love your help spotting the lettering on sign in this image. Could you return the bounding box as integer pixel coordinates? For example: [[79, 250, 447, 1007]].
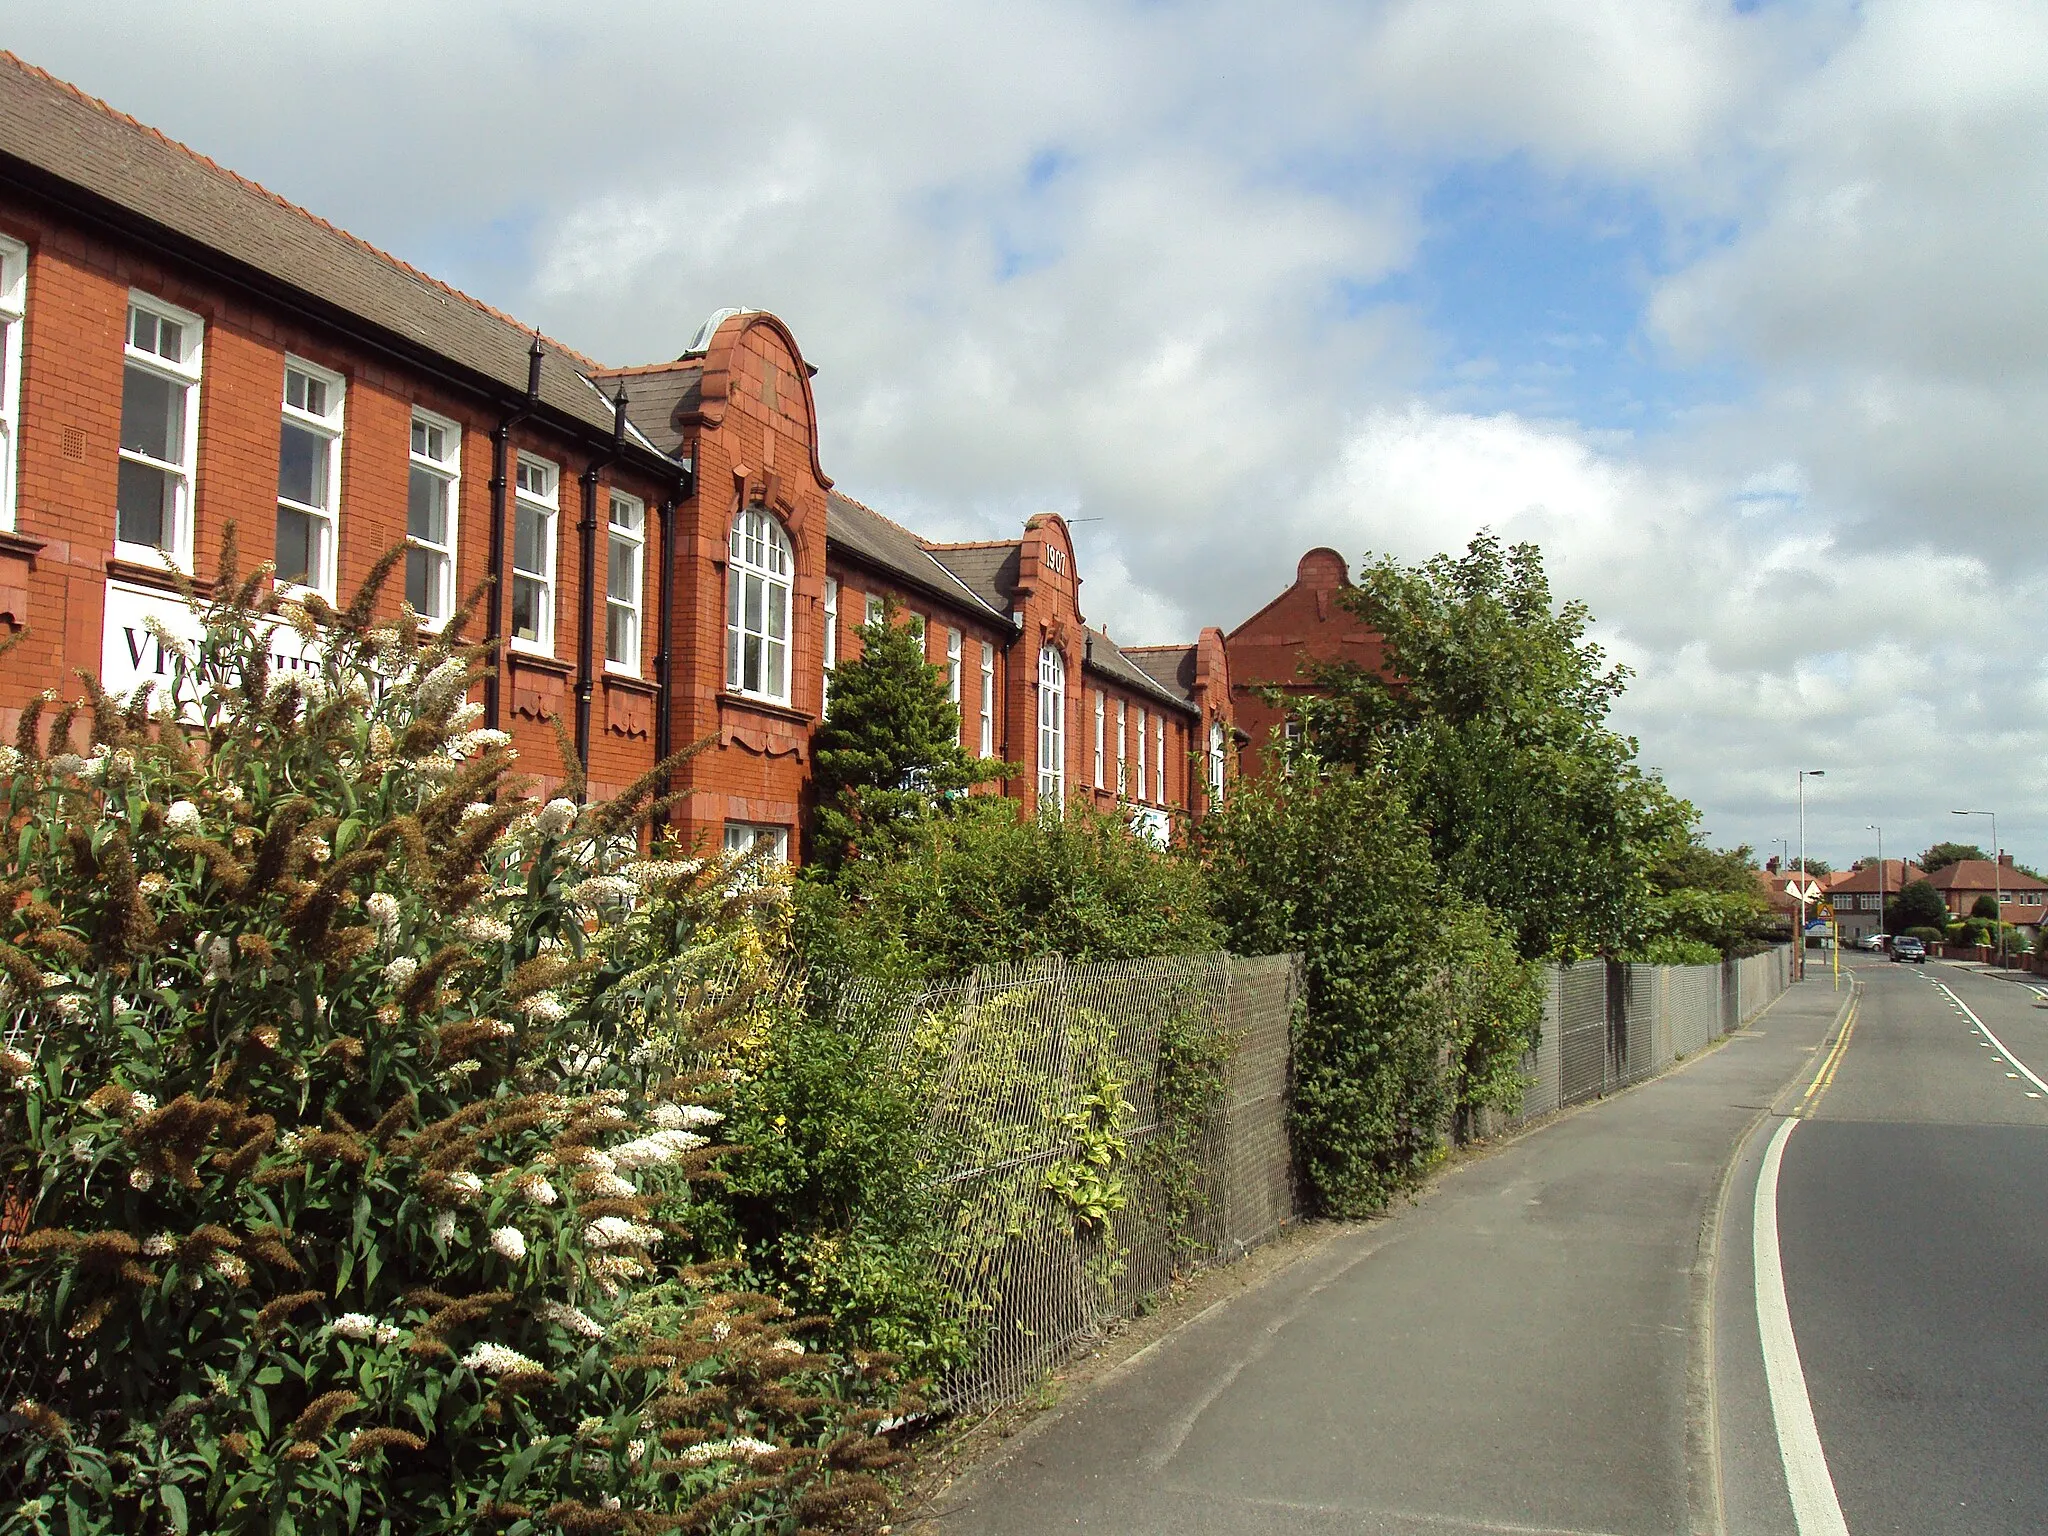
[[100, 581, 321, 706]]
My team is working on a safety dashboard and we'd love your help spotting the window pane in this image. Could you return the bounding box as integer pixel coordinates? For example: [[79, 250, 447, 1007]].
[[607, 603, 637, 665], [116, 459, 171, 548], [278, 422, 327, 507], [745, 573, 763, 632], [408, 466, 447, 543], [121, 366, 183, 462], [609, 534, 638, 602], [275, 503, 318, 586], [405, 545, 442, 616], [610, 496, 642, 533], [744, 633, 762, 693], [766, 580, 786, 641], [154, 318, 183, 364], [511, 574, 542, 642], [765, 638, 784, 695], [514, 504, 547, 576], [726, 623, 740, 689], [128, 309, 156, 355]]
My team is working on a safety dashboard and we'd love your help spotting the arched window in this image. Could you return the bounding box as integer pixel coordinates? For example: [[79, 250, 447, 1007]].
[[1037, 644, 1066, 807], [726, 508, 792, 702]]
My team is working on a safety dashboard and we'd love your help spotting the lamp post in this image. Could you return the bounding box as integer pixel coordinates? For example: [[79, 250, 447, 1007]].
[[1797, 770, 1826, 978], [1867, 824, 1885, 948], [1953, 809, 2001, 966]]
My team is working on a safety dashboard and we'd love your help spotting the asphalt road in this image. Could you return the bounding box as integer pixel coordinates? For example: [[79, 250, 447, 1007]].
[[1716, 957, 2048, 1534], [915, 977, 1849, 1536]]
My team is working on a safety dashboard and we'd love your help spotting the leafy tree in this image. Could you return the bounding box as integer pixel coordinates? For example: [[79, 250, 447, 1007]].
[[1634, 835, 1775, 960], [1291, 532, 1689, 960], [1198, 768, 1541, 1216], [1920, 841, 1986, 874], [809, 596, 1006, 871], [1972, 893, 2002, 921], [1789, 857, 1831, 878], [0, 542, 904, 1533], [798, 799, 1217, 983], [1892, 877, 1950, 933]]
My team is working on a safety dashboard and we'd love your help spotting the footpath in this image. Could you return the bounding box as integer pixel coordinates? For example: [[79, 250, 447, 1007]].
[[909, 978, 1852, 1536]]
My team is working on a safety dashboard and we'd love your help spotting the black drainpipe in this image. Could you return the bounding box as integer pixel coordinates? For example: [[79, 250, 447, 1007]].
[[483, 334, 547, 730], [573, 384, 630, 794], [652, 447, 694, 775]]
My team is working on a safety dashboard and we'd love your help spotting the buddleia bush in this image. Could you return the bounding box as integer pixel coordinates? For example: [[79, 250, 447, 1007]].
[[0, 540, 910, 1535]]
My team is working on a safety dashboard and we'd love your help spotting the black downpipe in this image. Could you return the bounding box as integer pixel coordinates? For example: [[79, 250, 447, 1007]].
[[573, 385, 631, 794], [484, 335, 547, 730]]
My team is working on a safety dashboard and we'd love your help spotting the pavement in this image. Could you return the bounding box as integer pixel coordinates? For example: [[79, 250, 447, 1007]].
[[912, 974, 1852, 1536], [1714, 957, 2048, 1535]]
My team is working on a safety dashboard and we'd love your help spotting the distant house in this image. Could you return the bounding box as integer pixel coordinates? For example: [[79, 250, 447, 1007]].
[[1826, 860, 1926, 942], [1924, 857, 2048, 938], [1757, 863, 1832, 926]]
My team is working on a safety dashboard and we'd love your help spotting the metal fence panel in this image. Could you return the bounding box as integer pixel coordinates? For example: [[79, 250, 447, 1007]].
[[1557, 960, 1610, 1106]]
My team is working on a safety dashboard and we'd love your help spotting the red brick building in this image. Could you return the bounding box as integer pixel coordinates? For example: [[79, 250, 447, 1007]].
[[1223, 547, 1384, 776], [0, 54, 1235, 864]]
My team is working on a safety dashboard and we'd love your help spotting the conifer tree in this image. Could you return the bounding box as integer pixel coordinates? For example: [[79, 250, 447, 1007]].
[[809, 598, 1007, 871]]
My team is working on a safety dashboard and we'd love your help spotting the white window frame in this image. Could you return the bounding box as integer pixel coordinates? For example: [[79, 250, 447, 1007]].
[[865, 592, 886, 628], [1136, 707, 1148, 804], [0, 235, 25, 534], [116, 291, 204, 570], [979, 641, 995, 757], [726, 506, 793, 702], [273, 355, 346, 600], [1156, 715, 1167, 803], [510, 452, 559, 655], [1093, 691, 1106, 790], [1038, 643, 1066, 807], [1208, 720, 1226, 805], [605, 489, 645, 675], [404, 407, 460, 626], [722, 821, 789, 866], [946, 627, 963, 708], [822, 576, 839, 712], [1116, 699, 1128, 797]]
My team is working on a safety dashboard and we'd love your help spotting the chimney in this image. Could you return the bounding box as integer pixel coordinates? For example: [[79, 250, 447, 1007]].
[[1766, 855, 1780, 874], [2000, 852, 2014, 868]]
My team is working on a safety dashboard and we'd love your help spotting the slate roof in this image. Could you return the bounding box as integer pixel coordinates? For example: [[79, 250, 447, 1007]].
[[1084, 630, 1197, 715], [0, 52, 667, 452], [591, 362, 706, 458], [924, 542, 1021, 615], [1120, 644, 1197, 705], [826, 496, 1010, 622]]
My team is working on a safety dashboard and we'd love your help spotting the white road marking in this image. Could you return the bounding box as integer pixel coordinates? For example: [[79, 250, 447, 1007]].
[[1754, 1116, 1851, 1536], [1935, 983, 2048, 1096]]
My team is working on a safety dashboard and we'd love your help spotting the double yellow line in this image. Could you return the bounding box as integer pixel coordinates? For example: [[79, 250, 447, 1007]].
[[1799, 987, 1860, 1116]]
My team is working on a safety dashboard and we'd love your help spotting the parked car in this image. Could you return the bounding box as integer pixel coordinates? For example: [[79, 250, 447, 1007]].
[[1854, 933, 1889, 952], [1891, 936, 1927, 964]]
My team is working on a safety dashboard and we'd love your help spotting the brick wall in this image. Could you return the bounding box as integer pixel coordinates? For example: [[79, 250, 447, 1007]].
[[1224, 546, 1385, 778], [0, 192, 674, 804]]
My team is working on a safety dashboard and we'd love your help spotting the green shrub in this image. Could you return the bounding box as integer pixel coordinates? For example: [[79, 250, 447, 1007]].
[[1905, 925, 1947, 944], [0, 547, 903, 1534], [687, 997, 967, 1379], [797, 799, 1218, 982], [1198, 768, 1540, 1216]]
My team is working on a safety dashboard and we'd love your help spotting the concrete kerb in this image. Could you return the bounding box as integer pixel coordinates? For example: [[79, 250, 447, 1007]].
[[1686, 976, 1861, 1536]]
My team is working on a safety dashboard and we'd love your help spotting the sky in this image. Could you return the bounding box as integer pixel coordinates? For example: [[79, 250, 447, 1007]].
[[8, 0, 2045, 870]]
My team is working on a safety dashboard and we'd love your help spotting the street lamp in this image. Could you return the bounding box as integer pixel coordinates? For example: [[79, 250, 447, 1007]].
[[1797, 769, 1825, 979], [1867, 824, 1885, 946], [1953, 809, 2001, 966]]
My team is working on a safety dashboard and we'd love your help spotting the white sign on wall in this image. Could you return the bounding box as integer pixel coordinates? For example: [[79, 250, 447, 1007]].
[[100, 580, 321, 704], [1129, 805, 1171, 849]]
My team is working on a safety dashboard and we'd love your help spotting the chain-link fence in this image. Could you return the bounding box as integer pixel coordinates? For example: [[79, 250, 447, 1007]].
[[853, 951, 1301, 1411], [1504, 946, 1793, 1126]]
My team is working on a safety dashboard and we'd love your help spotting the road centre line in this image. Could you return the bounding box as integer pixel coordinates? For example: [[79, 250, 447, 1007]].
[[1754, 1115, 1851, 1536], [1934, 983, 2048, 1097]]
